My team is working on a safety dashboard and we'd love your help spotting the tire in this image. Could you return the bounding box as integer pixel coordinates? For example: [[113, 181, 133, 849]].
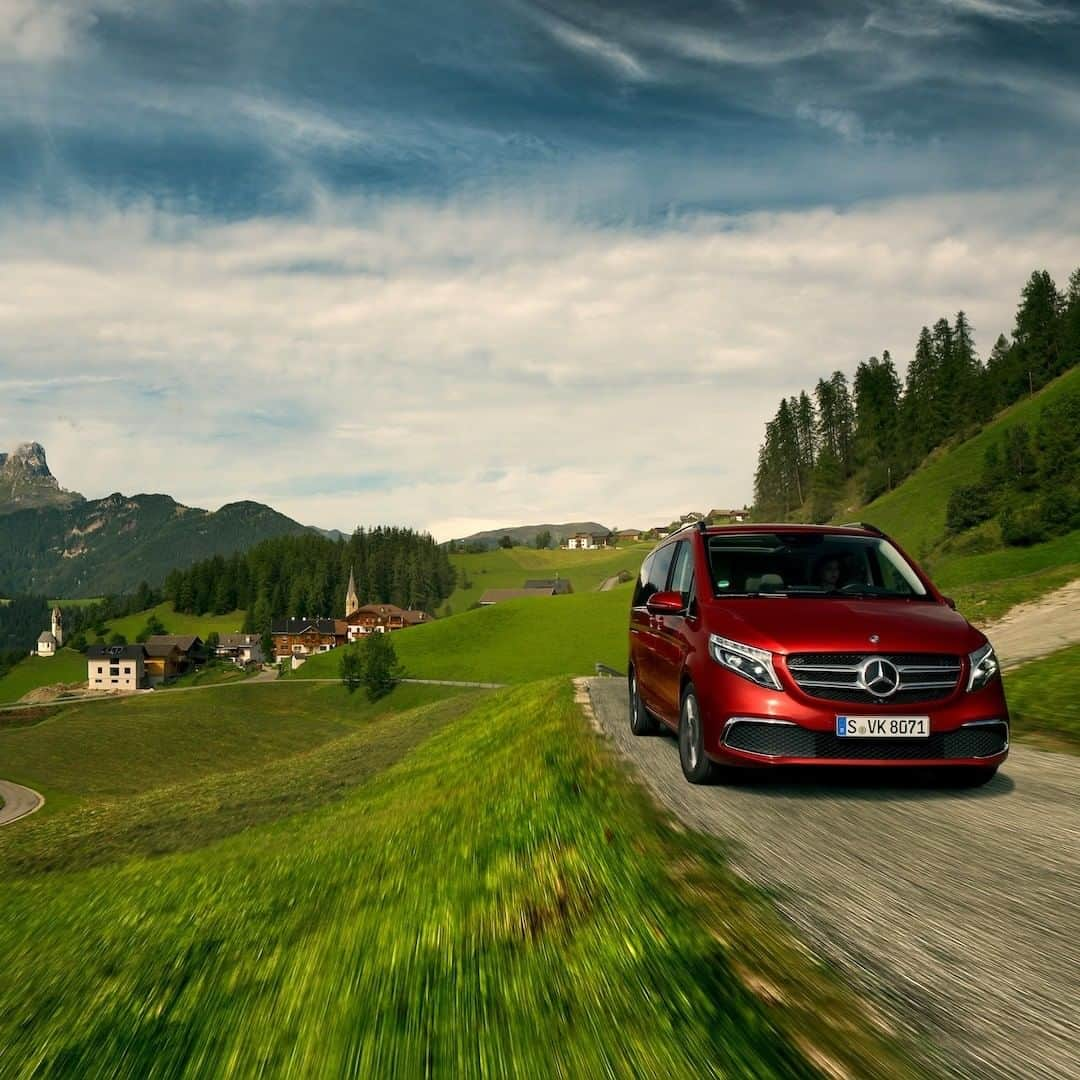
[[629, 670, 658, 736], [944, 766, 998, 788], [678, 685, 718, 784]]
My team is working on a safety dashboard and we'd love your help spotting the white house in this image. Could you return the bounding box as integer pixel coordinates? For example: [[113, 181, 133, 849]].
[[564, 532, 612, 550]]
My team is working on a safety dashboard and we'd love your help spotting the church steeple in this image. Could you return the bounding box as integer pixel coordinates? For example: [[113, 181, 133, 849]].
[[345, 567, 359, 617], [51, 605, 63, 647]]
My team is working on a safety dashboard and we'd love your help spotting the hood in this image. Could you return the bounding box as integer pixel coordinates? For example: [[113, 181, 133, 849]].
[[713, 596, 984, 656]]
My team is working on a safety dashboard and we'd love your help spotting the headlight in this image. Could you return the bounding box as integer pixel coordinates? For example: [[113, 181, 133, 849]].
[[967, 642, 999, 692], [708, 634, 782, 691]]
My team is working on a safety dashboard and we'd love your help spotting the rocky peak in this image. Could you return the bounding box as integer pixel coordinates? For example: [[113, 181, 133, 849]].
[[2, 441, 54, 480], [0, 442, 84, 514]]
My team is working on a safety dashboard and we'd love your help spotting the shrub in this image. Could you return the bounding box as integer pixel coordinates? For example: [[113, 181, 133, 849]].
[[999, 506, 1047, 547], [945, 482, 995, 534]]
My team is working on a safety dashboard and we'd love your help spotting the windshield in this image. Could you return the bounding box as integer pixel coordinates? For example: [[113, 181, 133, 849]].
[[706, 532, 929, 599]]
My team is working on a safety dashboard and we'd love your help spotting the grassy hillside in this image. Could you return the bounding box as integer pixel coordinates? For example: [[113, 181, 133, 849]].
[[298, 585, 634, 684], [100, 601, 245, 643], [1004, 644, 1080, 754], [0, 680, 456, 801], [857, 366, 1080, 556], [0, 648, 86, 704], [0, 679, 907, 1077], [444, 542, 649, 613]]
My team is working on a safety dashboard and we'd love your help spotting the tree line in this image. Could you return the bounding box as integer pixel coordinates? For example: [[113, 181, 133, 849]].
[[0, 585, 164, 671], [753, 268, 1080, 522], [164, 527, 456, 634]]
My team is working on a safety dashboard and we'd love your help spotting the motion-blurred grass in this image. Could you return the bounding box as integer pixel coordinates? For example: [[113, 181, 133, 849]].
[[1004, 643, 1080, 753], [0, 679, 909, 1077]]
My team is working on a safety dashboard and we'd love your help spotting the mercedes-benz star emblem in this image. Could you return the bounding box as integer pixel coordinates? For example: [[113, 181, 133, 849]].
[[860, 657, 900, 697]]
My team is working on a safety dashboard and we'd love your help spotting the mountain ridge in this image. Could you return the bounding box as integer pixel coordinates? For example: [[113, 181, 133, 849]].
[[0, 442, 84, 515]]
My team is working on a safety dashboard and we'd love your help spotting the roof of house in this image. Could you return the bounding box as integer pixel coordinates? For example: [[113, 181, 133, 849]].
[[218, 633, 259, 647], [347, 604, 430, 625], [479, 587, 556, 604], [143, 641, 183, 658], [523, 579, 572, 594], [87, 644, 147, 660], [145, 634, 202, 653], [271, 618, 342, 635], [37, 631, 57, 644]]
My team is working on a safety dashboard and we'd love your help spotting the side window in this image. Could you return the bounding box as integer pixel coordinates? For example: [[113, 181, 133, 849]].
[[668, 541, 695, 599], [633, 554, 655, 607], [647, 544, 677, 597]]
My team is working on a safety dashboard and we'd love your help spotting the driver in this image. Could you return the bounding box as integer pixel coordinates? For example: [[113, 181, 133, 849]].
[[815, 555, 842, 590]]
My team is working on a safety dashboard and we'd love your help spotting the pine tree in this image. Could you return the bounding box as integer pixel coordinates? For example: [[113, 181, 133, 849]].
[[1013, 270, 1063, 392]]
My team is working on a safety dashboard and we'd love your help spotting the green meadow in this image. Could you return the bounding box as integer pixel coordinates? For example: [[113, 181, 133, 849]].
[[0, 678, 909, 1077], [100, 600, 246, 642], [296, 584, 635, 684], [443, 542, 650, 612], [1004, 643, 1080, 754], [0, 648, 86, 704]]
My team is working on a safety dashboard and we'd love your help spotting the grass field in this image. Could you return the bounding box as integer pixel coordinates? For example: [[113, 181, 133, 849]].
[[297, 585, 635, 684], [100, 601, 245, 643], [934, 531, 1080, 625], [0, 678, 909, 1077], [0, 649, 86, 704], [0, 680, 457, 801], [1004, 644, 1080, 754], [443, 542, 650, 613]]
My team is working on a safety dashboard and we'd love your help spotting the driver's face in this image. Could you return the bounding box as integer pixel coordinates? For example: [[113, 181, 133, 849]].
[[820, 559, 840, 586]]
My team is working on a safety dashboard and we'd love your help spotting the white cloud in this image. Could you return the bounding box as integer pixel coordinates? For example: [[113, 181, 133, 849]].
[[0, 189, 1076, 536]]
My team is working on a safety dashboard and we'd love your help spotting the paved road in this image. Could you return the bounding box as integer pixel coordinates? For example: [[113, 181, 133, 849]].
[[981, 580, 1080, 669], [588, 677, 1080, 1080], [0, 780, 44, 827]]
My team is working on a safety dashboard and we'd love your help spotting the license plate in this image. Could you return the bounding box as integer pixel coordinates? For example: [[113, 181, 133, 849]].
[[836, 715, 929, 738]]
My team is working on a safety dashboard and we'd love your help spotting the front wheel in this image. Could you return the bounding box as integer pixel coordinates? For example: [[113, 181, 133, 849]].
[[679, 686, 718, 784], [629, 670, 658, 736]]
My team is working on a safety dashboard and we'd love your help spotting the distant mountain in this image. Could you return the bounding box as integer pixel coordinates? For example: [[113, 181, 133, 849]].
[[0, 443, 84, 515], [0, 443, 321, 596], [451, 522, 611, 550], [0, 493, 314, 597]]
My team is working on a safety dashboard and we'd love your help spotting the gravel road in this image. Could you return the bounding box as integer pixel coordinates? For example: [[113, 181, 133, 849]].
[[980, 579, 1080, 669], [0, 780, 44, 827], [588, 677, 1080, 1080]]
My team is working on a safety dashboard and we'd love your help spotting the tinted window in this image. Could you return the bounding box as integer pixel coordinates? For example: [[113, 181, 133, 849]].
[[647, 544, 677, 594], [633, 553, 655, 607], [706, 532, 928, 598], [668, 541, 695, 599]]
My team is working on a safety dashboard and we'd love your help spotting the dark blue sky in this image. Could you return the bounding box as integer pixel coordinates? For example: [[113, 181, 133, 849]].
[[5, 0, 1078, 217]]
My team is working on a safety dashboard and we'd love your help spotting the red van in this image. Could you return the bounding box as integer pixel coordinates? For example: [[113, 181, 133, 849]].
[[628, 523, 1009, 785]]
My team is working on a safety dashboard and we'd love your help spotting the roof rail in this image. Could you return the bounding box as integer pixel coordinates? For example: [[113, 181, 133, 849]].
[[839, 520, 884, 535]]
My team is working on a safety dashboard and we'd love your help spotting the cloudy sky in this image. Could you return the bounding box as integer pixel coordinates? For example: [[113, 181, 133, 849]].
[[2, 1, 1078, 538]]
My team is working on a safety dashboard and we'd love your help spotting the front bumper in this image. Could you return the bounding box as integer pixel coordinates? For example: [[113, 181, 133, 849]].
[[719, 716, 1008, 766], [698, 667, 1010, 768]]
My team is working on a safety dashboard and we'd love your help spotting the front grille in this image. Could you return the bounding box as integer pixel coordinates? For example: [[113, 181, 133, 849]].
[[785, 652, 961, 704], [723, 720, 1008, 761]]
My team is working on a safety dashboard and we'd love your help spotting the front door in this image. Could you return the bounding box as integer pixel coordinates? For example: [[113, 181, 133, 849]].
[[652, 540, 697, 721]]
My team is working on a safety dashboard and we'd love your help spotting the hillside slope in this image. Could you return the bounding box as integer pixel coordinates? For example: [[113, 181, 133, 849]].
[[0, 493, 312, 597], [297, 586, 634, 684], [854, 366, 1080, 557]]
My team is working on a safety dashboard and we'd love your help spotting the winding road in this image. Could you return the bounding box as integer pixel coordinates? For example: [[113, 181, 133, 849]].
[[0, 780, 44, 827], [587, 678, 1080, 1080]]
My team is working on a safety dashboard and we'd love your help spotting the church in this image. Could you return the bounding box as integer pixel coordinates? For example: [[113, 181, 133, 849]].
[[36, 606, 63, 658], [343, 568, 430, 641]]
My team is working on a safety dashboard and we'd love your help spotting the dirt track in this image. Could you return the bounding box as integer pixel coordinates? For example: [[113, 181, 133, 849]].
[[588, 677, 1080, 1080], [980, 579, 1080, 669]]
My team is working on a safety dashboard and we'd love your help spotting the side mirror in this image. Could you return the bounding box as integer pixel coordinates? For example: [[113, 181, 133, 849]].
[[943, 595, 957, 610], [646, 590, 686, 615]]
